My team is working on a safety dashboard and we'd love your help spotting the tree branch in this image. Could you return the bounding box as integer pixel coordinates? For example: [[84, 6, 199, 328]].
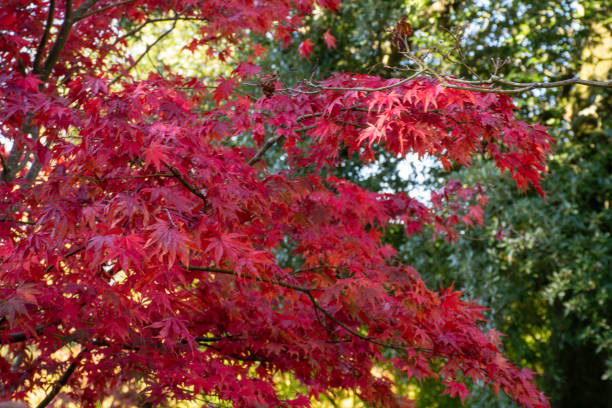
[[403, 52, 612, 94], [304, 70, 422, 93], [1, 144, 26, 183], [24, 157, 42, 185], [7, 0, 98, 186], [1, 120, 42, 183], [247, 112, 368, 166], [183, 264, 431, 354], [32, 0, 56, 73], [165, 165, 208, 204], [37, 0, 73, 81], [44, 246, 86, 273], [5, 0, 80, 185], [3, 325, 47, 344], [184, 265, 318, 293], [90, 334, 241, 350], [35, 350, 84, 408], [75, 0, 136, 21], [247, 135, 284, 165]]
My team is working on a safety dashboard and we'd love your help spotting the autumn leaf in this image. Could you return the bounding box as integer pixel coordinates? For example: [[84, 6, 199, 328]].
[[442, 381, 471, 403], [323, 30, 336, 49], [144, 220, 191, 267], [143, 141, 171, 171], [233, 62, 261, 79], [298, 38, 315, 59], [212, 77, 236, 104]]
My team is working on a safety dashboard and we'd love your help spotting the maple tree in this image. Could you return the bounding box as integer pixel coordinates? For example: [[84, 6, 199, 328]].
[[0, 1, 556, 407]]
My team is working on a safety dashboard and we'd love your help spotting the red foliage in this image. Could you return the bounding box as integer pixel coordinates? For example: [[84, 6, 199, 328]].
[[323, 30, 337, 49], [299, 39, 315, 59], [0, 1, 551, 408]]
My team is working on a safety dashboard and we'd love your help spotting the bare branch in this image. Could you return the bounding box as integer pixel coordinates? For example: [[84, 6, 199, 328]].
[[307, 78, 414, 93], [492, 75, 612, 89], [399, 48, 612, 93], [288, 45, 611, 98], [112, 19, 151, 45], [437, 74, 612, 94]]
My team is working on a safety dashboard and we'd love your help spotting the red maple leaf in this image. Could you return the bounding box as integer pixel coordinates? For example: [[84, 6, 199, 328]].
[[442, 381, 471, 403], [143, 141, 171, 171], [299, 38, 315, 59], [323, 30, 337, 49], [212, 77, 236, 104], [144, 220, 191, 267]]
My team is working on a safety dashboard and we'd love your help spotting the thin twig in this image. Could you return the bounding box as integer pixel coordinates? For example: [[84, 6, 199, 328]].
[[75, 0, 136, 21], [0, 217, 35, 225], [296, 124, 316, 133], [45, 246, 86, 273], [73, 0, 102, 17], [304, 70, 423, 93], [83, 173, 174, 181], [110, 19, 178, 85], [446, 74, 612, 89], [112, 5, 200, 46]]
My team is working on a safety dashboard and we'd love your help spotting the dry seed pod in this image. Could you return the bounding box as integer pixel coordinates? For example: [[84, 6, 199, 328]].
[[391, 17, 413, 51], [259, 71, 279, 98]]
